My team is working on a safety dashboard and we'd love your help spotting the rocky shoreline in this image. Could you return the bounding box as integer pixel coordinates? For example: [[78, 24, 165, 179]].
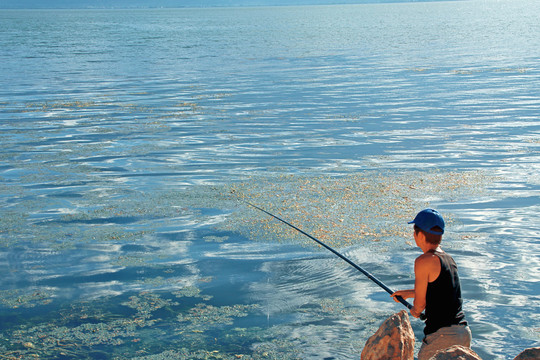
[[360, 311, 539, 360]]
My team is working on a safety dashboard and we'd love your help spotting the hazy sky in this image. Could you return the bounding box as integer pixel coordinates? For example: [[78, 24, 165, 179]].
[[1, 0, 423, 9]]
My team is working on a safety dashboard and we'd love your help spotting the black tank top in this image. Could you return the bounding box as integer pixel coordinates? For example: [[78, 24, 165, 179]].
[[424, 250, 467, 335]]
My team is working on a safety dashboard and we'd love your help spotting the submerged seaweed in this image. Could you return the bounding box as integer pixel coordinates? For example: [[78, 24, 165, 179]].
[[1, 287, 315, 360], [219, 170, 491, 249]]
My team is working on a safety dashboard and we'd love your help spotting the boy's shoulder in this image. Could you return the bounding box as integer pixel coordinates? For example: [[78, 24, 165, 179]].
[[415, 251, 441, 269]]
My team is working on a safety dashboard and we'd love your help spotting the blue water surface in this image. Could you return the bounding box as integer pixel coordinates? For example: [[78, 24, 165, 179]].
[[1, 1, 539, 359]]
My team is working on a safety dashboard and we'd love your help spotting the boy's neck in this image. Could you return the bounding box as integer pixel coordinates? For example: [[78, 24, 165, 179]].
[[423, 244, 441, 254]]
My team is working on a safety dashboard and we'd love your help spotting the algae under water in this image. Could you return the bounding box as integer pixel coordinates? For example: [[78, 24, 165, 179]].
[[222, 170, 491, 248]]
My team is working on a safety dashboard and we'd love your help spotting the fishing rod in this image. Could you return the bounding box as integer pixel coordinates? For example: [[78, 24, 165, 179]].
[[243, 200, 426, 321]]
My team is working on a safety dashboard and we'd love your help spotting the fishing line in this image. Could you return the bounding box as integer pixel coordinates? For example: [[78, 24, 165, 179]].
[[242, 199, 426, 320]]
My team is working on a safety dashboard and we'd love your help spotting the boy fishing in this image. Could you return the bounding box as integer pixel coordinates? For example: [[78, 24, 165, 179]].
[[392, 209, 472, 359]]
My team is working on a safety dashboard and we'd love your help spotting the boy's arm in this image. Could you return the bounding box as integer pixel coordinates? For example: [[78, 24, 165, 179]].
[[411, 256, 430, 318], [411, 253, 441, 318], [391, 253, 440, 318]]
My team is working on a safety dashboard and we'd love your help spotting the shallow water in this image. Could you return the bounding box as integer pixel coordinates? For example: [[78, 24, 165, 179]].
[[1, 1, 539, 359]]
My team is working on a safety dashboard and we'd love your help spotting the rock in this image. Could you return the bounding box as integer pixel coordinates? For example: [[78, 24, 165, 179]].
[[429, 345, 482, 360], [513, 347, 540, 360], [361, 310, 415, 360]]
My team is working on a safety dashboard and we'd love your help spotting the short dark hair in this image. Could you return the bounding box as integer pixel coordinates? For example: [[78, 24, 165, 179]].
[[414, 225, 443, 244]]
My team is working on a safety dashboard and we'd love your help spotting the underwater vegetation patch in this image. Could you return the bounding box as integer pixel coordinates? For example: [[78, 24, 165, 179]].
[[2, 289, 255, 358], [0, 289, 53, 309], [177, 303, 260, 333], [4, 293, 160, 359], [1, 286, 322, 360], [218, 170, 492, 249], [173, 286, 213, 301]]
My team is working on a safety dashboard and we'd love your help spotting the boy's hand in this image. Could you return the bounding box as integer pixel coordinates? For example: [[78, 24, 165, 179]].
[[410, 306, 422, 318], [391, 291, 403, 303], [391, 290, 414, 303]]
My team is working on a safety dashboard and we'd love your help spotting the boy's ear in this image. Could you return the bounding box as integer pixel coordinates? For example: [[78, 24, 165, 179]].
[[415, 230, 426, 243]]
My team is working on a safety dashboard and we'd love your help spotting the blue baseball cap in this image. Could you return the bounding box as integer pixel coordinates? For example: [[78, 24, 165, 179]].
[[408, 209, 445, 235]]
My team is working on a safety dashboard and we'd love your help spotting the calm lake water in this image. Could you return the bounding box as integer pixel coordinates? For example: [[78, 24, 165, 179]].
[[1, 1, 539, 359]]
